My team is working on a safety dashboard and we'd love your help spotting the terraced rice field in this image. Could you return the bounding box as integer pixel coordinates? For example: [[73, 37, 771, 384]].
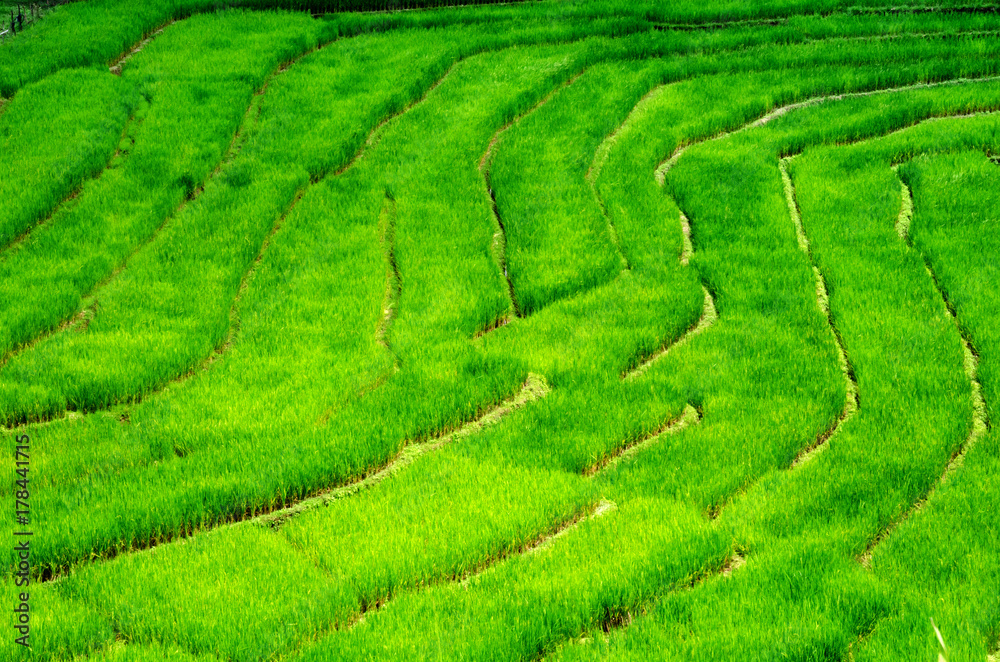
[[1, 0, 999, 660]]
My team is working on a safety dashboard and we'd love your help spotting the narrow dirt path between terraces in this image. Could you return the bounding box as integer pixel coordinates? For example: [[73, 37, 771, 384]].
[[623, 141, 716, 380], [336, 61, 458, 178], [583, 85, 667, 272]]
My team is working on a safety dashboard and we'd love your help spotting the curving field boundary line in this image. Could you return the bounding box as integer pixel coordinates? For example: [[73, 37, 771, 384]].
[[654, 74, 1000, 186], [336, 61, 458, 179], [40, 373, 550, 584], [553, 546, 747, 656], [109, 20, 175, 75], [623, 286, 717, 380], [2, 40, 454, 430], [584, 85, 669, 272], [0, 92, 143, 265], [623, 142, 716, 380], [582, 404, 701, 476], [858, 168, 991, 568], [477, 68, 589, 332], [779, 156, 860, 468], [286, 498, 614, 656], [316, 192, 402, 424]]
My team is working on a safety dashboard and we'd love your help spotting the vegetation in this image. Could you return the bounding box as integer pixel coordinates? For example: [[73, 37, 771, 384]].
[[2, 2, 999, 662]]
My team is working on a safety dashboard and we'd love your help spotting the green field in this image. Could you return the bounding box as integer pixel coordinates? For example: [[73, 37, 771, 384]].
[[1, 0, 999, 660]]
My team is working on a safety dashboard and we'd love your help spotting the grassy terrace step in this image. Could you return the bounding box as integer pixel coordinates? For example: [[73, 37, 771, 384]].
[[0, 24, 466, 427], [492, 60, 657, 314], [0, 69, 130, 253], [0, 10, 321, 424], [860, 150, 1000, 662], [0, 38, 601, 577]]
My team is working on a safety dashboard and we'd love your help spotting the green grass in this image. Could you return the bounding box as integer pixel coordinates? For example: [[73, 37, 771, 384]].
[[4, 3, 1000, 662]]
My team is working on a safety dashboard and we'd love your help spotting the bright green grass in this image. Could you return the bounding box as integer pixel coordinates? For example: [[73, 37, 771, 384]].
[[4, 4, 1000, 662], [0, 69, 130, 252]]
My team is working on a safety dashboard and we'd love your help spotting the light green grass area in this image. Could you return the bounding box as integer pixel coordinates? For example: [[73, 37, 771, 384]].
[[2, 1, 1000, 662]]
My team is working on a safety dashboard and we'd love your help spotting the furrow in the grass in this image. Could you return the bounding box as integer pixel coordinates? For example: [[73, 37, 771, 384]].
[[480, 172, 521, 324], [654, 75, 1000, 181], [894, 171, 915, 239], [547, 548, 747, 656], [211, 40, 337, 181], [259, 373, 550, 527], [615, 96, 710, 379], [586, 85, 668, 186], [316, 193, 402, 424], [0, 98, 143, 259], [477, 69, 588, 331], [281, 500, 610, 654], [0, 40, 333, 428], [848, 4, 1000, 16], [426, 504, 611, 598], [582, 404, 700, 476], [335, 61, 458, 179], [109, 21, 174, 75], [720, 551, 746, 577], [845, 615, 885, 662], [653, 17, 787, 31], [38, 374, 551, 583], [588, 183, 629, 271], [517, 499, 616, 559], [375, 193, 402, 361], [779, 157, 860, 468], [623, 285, 717, 380], [858, 172, 990, 568], [654, 145, 685, 186], [586, 85, 668, 271], [826, 27, 1000, 44], [679, 211, 694, 265], [195, 188, 306, 375]]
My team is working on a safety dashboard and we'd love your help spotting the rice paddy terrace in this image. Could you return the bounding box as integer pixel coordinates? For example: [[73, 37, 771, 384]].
[[1, 0, 999, 660]]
